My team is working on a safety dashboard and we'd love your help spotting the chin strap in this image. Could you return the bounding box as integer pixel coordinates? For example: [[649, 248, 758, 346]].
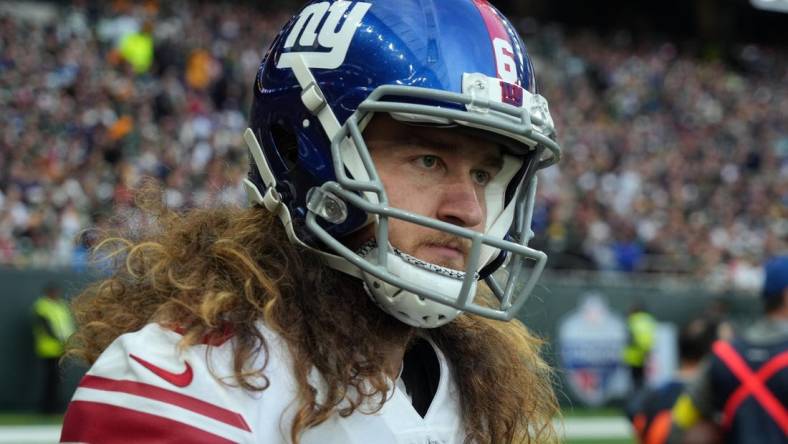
[[243, 129, 282, 213], [355, 240, 468, 328]]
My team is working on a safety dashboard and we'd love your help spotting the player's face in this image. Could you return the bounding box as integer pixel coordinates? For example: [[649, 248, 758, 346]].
[[361, 115, 502, 270]]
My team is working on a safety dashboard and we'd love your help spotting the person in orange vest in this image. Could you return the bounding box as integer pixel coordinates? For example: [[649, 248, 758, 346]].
[[627, 316, 718, 444], [32, 282, 75, 413], [670, 255, 788, 443]]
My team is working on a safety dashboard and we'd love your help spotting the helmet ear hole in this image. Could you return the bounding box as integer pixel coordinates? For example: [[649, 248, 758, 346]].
[[271, 122, 298, 170]]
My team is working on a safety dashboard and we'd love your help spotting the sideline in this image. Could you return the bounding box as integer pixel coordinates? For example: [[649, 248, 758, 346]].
[[0, 425, 60, 444], [557, 416, 632, 439], [0, 417, 632, 443]]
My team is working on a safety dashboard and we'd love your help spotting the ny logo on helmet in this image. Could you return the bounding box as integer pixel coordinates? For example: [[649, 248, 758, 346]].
[[277, 1, 372, 70]]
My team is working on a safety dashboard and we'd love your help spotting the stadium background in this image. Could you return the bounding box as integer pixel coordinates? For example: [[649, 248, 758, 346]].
[[0, 0, 785, 442]]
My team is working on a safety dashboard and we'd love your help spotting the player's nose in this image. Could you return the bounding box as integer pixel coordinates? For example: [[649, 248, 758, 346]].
[[435, 176, 485, 230]]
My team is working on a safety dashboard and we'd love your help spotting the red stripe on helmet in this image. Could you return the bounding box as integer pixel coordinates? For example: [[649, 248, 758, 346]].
[[471, 0, 516, 83]]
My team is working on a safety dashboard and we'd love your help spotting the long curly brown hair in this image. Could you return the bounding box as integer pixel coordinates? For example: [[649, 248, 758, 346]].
[[68, 190, 559, 443]]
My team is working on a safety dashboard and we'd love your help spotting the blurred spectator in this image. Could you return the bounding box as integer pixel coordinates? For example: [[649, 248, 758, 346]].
[[118, 21, 154, 74], [623, 303, 658, 392], [626, 317, 718, 444], [32, 282, 74, 413]]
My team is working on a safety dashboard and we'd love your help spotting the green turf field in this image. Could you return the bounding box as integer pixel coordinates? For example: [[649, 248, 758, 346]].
[[567, 439, 633, 444], [0, 414, 62, 425], [0, 411, 636, 443], [561, 407, 635, 444]]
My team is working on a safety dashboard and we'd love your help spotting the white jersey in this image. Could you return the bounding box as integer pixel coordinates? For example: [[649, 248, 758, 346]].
[[61, 322, 465, 444]]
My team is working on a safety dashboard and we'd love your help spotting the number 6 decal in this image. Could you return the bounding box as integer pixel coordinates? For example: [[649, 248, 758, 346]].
[[493, 38, 517, 84]]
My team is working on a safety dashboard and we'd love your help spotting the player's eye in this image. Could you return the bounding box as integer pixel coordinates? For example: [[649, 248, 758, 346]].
[[472, 169, 492, 186], [418, 155, 439, 169]]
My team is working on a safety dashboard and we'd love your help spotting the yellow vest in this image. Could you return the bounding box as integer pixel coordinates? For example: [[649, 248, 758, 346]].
[[119, 32, 154, 74], [33, 298, 75, 358], [622, 311, 657, 366]]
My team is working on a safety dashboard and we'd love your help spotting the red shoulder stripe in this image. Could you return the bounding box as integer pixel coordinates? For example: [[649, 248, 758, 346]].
[[61, 400, 237, 444], [79, 375, 251, 432]]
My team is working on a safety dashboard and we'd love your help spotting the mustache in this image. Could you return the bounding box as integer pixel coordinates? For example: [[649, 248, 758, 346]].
[[418, 233, 472, 257]]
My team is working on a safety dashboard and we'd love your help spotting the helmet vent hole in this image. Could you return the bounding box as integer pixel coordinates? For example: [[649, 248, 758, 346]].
[[271, 123, 298, 170], [422, 316, 430, 322], [373, 281, 380, 289], [397, 311, 410, 319], [418, 296, 425, 302], [438, 315, 446, 320]]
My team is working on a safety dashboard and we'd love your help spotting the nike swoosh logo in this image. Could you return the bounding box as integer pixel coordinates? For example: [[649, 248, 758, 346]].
[[129, 354, 194, 388]]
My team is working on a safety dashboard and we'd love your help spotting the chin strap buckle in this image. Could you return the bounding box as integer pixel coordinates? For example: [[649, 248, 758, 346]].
[[307, 187, 348, 224]]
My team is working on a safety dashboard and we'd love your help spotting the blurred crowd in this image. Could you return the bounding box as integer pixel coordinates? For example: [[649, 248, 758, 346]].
[[529, 27, 787, 290], [0, 2, 785, 290], [0, 1, 287, 268]]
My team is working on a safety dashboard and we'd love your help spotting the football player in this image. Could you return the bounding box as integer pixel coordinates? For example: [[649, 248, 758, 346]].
[[61, 1, 562, 443]]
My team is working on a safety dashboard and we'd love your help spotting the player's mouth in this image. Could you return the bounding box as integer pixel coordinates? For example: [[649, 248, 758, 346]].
[[420, 241, 469, 265]]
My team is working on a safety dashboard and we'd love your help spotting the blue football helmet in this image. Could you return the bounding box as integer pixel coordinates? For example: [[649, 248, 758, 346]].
[[244, 0, 561, 328]]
